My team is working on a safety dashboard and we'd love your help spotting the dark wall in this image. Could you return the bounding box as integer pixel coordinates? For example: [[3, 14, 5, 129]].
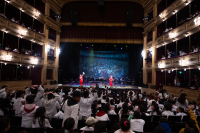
[[58, 43, 143, 85], [61, 26, 143, 40], [61, 1, 144, 23]]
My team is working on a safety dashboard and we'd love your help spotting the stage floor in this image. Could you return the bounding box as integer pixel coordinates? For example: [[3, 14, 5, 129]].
[[59, 83, 140, 90]]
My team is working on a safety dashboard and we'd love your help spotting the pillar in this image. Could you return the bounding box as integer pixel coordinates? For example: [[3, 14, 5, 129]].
[[41, 24, 49, 82], [152, 26, 157, 86], [53, 31, 60, 81], [143, 33, 147, 84], [45, 2, 50, 16]]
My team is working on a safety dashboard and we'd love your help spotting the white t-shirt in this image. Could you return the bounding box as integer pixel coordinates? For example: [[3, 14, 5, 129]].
[[80, 126, 94, 131], [130, 119, 145, 132], [115, 129, 135, 133]]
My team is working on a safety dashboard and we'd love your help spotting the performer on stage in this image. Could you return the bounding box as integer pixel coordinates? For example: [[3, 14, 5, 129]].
[[109, 75, 113, 87], [79, 72, 85, 86]]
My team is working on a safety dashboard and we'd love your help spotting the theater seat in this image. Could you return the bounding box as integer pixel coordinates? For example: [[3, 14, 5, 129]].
[[153, 115, 167, 122], [51, 118, 63, 129], [143, 122, 155, 132], [121, 115, 129, 119], [170, 122, 185, 132], [168, 116, 182, 122], [182, 115, 190, 122], [141, 115, 152, 122], [12, 116, 22, 127], [108, 115, 119, 121], [78, 120, 86, 130]]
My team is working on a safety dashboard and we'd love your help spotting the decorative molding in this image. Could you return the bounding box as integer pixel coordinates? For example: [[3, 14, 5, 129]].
[[60, 38, 143, 44], [60, 22, 144, 27]]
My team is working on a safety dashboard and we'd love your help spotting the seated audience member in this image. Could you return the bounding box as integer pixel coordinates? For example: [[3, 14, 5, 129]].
[[179, 106, 200, 133], [145, 50, 152, 62], [193, 46, 198, 53], [147, 96, 156, 108], [0, 117, 10, 133], [32, 107, 52, 128], [79, 90, 97, 120], [186, 15, 193, 21], [171, 100, 178, 112], [13, 91, 25, 116], [21, 23, 25, 27], [179, 19, 185, 25], [92, 103, 99, 115], [148, 103, 161, 116], [0, 86, 8, 99], [129, 111, 145, 132], [176, 107, 187, 120], [105, 103, 116, 115], [179, 50, 187, 56], [154, 126, 167, 133], [58, 118, 75, 133], [5, 46, 10, 51], [13, 48, 19, 53], [176, 93, 189, 109], [15, 20, 19, 24], [43, 91, 62, 119], [174, 76, 180, 86], [114, 119, 134, 133], [169, 27, 173, 31], [112, 122, 120, 131], [96, 106, 109, 121], [20, 95, 39, 128], [163, 90, 169, 99], [191, 74, 200, 90], [162, 103, 174, 116], [80, 117, 98, 131], [1, 13, 7, 18], [164, 28, 169, 33], [167, 50, 176, 58], [159, 117, 171, 133], [11, 17, 15, 22], [161, 55, 166, 59]]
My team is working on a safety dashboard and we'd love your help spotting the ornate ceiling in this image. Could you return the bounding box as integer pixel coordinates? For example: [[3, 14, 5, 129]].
[[51, 0, 152, 8]]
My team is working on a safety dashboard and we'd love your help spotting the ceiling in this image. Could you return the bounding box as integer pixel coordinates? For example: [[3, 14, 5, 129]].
[[52, 0, 151, 8]]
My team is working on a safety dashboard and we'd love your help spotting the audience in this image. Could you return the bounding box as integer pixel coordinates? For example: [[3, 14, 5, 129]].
[[32, 107, 52, 128], [176, 93, 189, 109], [129, 111, 145, 132], [58, 118, 75, 133], [114, 119, 134, 133], [162, 103, 174, 116], [161, 55, 166, 59], [80, 117, 98, 131], [159, 117, 171, 133]]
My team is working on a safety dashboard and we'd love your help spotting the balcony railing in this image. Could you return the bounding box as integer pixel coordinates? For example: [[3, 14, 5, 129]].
[[0, 16, 45, 45]]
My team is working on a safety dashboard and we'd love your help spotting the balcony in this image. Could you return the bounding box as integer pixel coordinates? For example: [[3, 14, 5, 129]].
[[0, 49, 44, 66], [156, 14, 200, 47], [0, 16, 45, 45], [156, 0, 193, 26], [155, 52, 200, 70], [8, 0, 46, 24], [147, 41, 152, 50], [48, 39, 56, 48]]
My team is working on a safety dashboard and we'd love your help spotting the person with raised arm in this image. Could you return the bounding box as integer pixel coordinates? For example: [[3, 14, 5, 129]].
[[80, 72, 85, 86]]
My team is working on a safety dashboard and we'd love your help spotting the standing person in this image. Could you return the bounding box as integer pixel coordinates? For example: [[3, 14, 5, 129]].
[[62, 91, 81, 129], [13, 91, 25, 116], [109, 76, 113, 87], [79, 72, 85, 86], [20, 95, 39, 128]]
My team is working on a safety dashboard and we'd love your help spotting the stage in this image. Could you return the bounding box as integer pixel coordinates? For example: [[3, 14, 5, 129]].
[[58, 83, 141, 92]]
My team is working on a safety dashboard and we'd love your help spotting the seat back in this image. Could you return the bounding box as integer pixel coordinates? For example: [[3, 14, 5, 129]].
[[153, 115, 166, 122], [182, 115, 190, 122], [168, 116, 182, 122], [12, 116, 22, 127], [141, 115, 152, 122], [121, 115, 129, 119], [197, 116, 200, 122], [51, 118, 63, 129], [108, 115, 119, 121], [78, 120, 86, 130]]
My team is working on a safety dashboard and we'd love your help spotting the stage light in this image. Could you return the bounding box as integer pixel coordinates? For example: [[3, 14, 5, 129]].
[[27, 66, 30, 69], [86, 47, 88, 48], [92, 45, 93, 46], [121, 48, 122, 49], [4, 63, 7, 65], [199, 67, 200, 70], [33, 66, 34, 68], [141, 51, 144, 57], [184, 69, 186, 71], [179, 71, 182, 74], [172, 69, 174, 71], [20, 64, 22, 66], [168, 70, 171, 73], [161, 70, 163, 72]]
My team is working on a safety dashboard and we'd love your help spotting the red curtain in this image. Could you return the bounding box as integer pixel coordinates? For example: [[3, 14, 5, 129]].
[[61, 1, 144, 23], [61, 26, 143, 40]]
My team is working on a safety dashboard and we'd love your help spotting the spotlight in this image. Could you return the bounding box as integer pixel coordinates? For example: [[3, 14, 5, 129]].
[[20, 64, 22, 66], [121, 48, 122, 49], [184, 69, 186, 71], [86, 47, 88, 48], [33, 66, 34, 68], [4, 63, 7, 65]]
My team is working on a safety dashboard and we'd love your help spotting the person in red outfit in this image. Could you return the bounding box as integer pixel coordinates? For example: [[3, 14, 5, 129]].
[[79, 72, 85, 86], [109, 76, 113, 87]]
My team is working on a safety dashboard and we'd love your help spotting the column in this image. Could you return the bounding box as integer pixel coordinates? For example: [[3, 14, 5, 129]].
[[41, 24, 49, 82], [53, 31, 60, 81], [152, 26, 157, 86], [143, 33, 147, 84], [45, 2, 50, 16]]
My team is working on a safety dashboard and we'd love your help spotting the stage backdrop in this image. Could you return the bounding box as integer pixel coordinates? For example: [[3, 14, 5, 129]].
[[79, 51, 129, 78], [59, 43, 143, 85]]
